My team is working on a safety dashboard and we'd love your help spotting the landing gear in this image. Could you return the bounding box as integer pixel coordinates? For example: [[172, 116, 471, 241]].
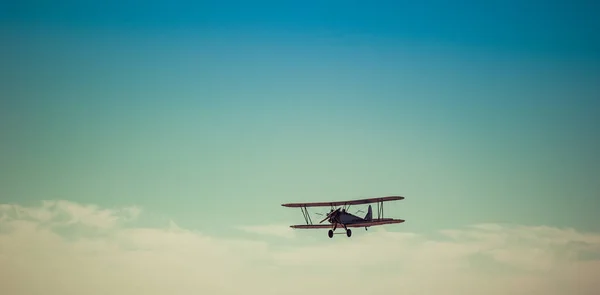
[[327, 227, 352, 238]]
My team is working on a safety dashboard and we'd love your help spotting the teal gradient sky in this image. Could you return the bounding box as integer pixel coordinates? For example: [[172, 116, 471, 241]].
[[2, 0, 600, 236]]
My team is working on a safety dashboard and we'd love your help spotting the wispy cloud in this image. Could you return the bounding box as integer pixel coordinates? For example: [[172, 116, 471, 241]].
[[0, 200, 141, 230], [236, 224, 296, 239], [1, 200, 599, 295]]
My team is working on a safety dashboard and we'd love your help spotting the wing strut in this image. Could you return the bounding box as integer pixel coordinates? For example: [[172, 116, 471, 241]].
[[300, 206, 313, 225], [376, 200, 384, 219]]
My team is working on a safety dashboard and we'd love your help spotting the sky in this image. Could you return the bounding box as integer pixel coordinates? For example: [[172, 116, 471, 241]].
[[1, 1, 600, 294]]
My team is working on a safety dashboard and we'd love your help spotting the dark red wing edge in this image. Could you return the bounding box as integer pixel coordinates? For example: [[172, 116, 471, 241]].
[[282, 196, 404, 208], [290, 218, 405, 229]]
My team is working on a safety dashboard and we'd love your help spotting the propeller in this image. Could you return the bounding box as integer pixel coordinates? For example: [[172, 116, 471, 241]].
[[319, 208, 341, 224]]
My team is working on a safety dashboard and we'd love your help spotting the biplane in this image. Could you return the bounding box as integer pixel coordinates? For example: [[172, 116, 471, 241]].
[[282, 196, 405, 238]]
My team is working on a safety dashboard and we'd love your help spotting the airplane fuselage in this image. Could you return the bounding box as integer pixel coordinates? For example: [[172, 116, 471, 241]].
[[327, 204, 373, 228], [333, 211, 366, 224]]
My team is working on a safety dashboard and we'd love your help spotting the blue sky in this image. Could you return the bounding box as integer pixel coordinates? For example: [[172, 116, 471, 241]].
[[1, 2, 600, 293], [3, 0, 599, 56]]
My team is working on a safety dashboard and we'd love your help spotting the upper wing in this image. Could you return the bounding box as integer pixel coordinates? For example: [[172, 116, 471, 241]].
[[282, 196, 404, 208], [290, 218, 405, 229]]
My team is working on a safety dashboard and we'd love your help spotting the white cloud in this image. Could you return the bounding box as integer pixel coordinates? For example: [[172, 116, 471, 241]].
[[1, 200, 599, 295]]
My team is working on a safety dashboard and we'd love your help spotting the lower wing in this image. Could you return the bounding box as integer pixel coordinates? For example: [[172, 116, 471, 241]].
[[290, 218, 405, 229]]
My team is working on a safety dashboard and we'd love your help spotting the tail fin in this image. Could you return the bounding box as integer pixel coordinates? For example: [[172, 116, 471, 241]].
[[364, 205, 373, 221]]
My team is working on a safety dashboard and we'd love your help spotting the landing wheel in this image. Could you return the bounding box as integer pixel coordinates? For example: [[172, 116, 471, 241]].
[[328, 230, 333, 238], [346, 229, 352, 237]]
